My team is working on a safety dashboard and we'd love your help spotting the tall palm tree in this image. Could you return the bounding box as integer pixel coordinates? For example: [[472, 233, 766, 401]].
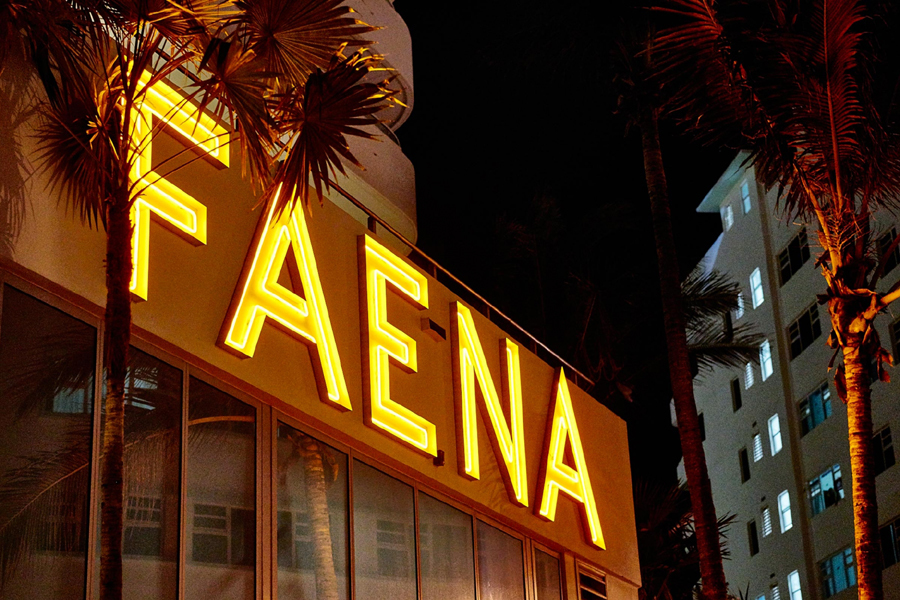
[[0, 1, 397, 598], [653, 2, 900, 598]]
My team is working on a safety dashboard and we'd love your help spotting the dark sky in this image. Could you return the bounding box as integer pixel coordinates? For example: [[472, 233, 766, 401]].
[[392, 0, 734, 482]]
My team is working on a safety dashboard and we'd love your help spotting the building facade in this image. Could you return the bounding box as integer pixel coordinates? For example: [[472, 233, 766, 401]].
[[686, 152, 900, 600], [0, 2, 640, 600]]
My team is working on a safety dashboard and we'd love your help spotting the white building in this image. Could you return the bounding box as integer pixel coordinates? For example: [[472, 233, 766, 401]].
[[683, 152, 900, 599]]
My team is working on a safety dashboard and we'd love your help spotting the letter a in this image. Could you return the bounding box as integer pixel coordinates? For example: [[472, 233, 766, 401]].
[[536, 368, 605, 549], [219, 185, 350, 411], [451, 301, 528, 506]]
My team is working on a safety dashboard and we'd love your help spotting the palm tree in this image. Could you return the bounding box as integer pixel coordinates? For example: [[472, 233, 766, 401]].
[[0, 1, 397, 598], [653, 2, 900, 598]]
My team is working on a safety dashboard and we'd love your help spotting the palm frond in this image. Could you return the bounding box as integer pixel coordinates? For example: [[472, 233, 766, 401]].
[[681, 267, 742, 325], [689, 322, 765, 374]]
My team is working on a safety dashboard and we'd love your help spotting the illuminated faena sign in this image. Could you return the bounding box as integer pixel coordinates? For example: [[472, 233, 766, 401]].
[[135, 74, 605, 550]]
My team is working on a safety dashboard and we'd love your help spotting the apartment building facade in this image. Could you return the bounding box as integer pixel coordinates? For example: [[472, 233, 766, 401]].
[[686, 152, 900, 599]]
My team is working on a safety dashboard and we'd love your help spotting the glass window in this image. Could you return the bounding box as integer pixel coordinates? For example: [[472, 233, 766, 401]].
[[354, 461, 416, 600], [779, 228, 810, 285], [534, 550, 562, 600], [778, 491, 792, 533], [477, 521, 525, 600], [809, 464, 844, 516], [880, 515, 900, 569], [748, 520, 759, 556], [788, 570, 802, 600], [799, 383, 831, 435], [753, 433, 764, 462], [740, 448, 751, 483], [874, 426, 895, 476], [277, 424, 349, 600], [741, 181, 752, 213], [419, 494, 475, 600], [698, 413, 706, 442], [771, 584, 781, 600], [768, 414, 782, 455], [731, 378, 743, 411], [734, 293, 745, 320], [819, 547, 856, 598], [0, 286, 96, 598], [120, 348, 183, 600], [760, 340, 773, 380], [762, 507, 772, 537], [788, 304, 821, 360], [186, 379, 256, 599], [745, 363, 755, 389], [577, 569, 607, 600], [722, 204, 734, 231], [750, 268, 764, 308]]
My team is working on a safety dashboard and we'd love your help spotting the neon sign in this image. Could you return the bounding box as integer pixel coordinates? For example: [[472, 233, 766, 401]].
[[219, 186, 351, 411], [451, 302, 528, 506], [359, 234, 437, 456], [128, 71, 229, 300]]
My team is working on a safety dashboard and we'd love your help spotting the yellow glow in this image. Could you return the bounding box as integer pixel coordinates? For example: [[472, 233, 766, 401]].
[[452, 302, 528, 506], [537, 369, 605, 549], [360, 234, 436, 456], [128, 72, 229, 300], [219, 185, 350, 411]]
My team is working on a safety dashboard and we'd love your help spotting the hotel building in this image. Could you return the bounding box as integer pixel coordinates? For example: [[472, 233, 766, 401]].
[[685, 152, 900, 599], [0, 1, 640, 599]]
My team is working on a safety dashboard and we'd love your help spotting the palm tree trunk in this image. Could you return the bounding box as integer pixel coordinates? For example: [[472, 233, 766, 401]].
[[639, 107, 729, 600], [300, 438, 340, 600], [842, 343, 882, 600], [100, 198, 132, 600]]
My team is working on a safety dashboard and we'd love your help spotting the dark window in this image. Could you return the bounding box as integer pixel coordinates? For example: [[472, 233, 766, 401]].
[[699, 413, 706, 442], [874, 427, 896, 476], [820, 547, 856, 598], [880, 516, 900, 570], [891, 318, 900, 363], [740, 448, 751, 483], [799, 382, 832, 436], [788, 303, 822, 359], [748, 520, 760, 556], [877, 228, 900, 276], [731, 378, 743, 412], [810, 464, 845, 516], [578, 571, 607, 600], [779, 228, 811, 285]]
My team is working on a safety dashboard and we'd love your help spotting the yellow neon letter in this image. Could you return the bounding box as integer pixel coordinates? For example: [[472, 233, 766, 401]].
[[451, 301, 528, 506], [536, 368, 605, 549], [129, 71, 229, 300], [360, 234, 436, 456], [219, 185, 350, 411]]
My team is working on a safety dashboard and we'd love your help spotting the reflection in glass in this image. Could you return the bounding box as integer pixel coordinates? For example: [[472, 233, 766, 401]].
[[419, 494, 475, 600], [186, 378, 256, 600], [0, 286, 96, 600], [353, 460, 416, 600], [120, 348, 182, 600], [477, 521, 525, 600], [534, 551, 562, 600], [277, 423, 349, 600]]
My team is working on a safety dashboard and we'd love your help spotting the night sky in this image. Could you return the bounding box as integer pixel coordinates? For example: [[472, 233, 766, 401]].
[[392, 0, 734, 483]]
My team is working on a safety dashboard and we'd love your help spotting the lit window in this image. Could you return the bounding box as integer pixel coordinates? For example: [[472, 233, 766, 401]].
[[874, 426, 895, 476], [809, 464, 844, 516], [760, 339, 773, 380], [799, 383, 831, 435], [734, 292, 745, 320], [745, 363, 755, 389], [788, 571, 802, 600], [778, 491, 792, 533], [762, 507, 772, 537], [755, 595, 765, 600], [722, 204, 734, 231], [788, 304, 821, 360], [819, 547, 855, 598], [771, 583, 781, 600], [768, 414, 782, 455], [741, 181, 752, 213], [753, 434, 764, 462], [750, 268, 765, 308]]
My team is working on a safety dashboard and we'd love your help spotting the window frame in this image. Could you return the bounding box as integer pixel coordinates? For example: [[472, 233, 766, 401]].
[[750, 268, 765, 308]]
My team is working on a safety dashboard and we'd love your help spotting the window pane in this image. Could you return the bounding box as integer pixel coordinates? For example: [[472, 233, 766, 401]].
[[534, 551, 561, 600], [186, 379, 256, 599], [477, 521, 525, 600], [278, 424, 349, 600], [120, 349, 182, 600], [419, 494, 475, 600], [353, 460, 416, 600], [0, 286, 96, 599]]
